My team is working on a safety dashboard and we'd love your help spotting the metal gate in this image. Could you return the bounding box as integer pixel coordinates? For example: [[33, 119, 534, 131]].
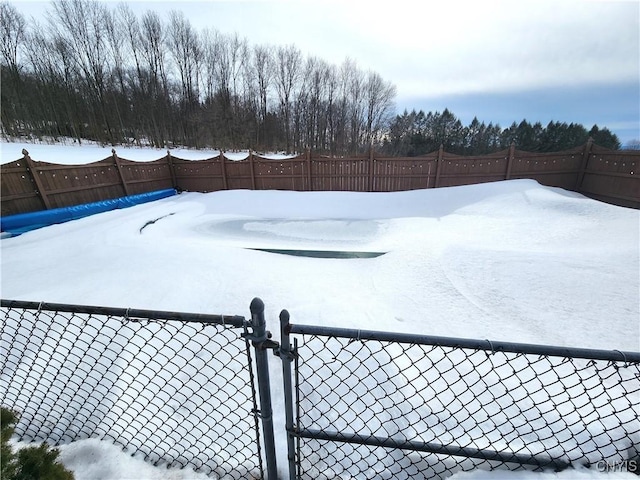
[[276, 309, 640, 479], [0, 299, 271, 479]]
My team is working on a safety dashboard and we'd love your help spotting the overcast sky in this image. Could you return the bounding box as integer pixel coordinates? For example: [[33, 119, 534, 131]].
[[11, 0, 640, 145]]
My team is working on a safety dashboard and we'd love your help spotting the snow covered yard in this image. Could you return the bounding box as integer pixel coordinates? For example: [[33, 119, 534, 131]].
[[2, 179, 637, 351], [1, 141, 639, 480]]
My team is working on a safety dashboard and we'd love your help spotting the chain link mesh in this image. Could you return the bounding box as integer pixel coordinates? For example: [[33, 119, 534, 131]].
[[0, 304, 264, 479], [292, 334, 640, 479]]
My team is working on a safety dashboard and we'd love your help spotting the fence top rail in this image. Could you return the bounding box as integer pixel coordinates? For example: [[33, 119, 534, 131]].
[[0, 299, 247, 328], [287, 323, 640, 362]]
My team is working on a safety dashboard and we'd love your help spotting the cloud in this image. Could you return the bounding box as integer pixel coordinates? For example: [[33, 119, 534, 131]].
[[184, 0, 637, 98], [11, 0, 639, 142], [14, 0, 638, 99], [365, 0, 639, 97]]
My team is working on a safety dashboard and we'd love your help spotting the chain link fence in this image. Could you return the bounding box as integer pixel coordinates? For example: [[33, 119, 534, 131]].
[[279, 318, 640, 479], [3, 299, 639, 479], [0, 300, 264, 479]]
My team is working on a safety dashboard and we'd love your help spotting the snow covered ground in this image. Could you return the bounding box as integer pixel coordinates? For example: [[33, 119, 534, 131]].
[[0, 138, 293, 164], [1, 142, 639, 479]]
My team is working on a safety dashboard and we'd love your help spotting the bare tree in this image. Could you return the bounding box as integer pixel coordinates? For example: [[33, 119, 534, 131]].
[[140, 10, 169, 97], [227, 33, 249, 148], [115, 4, 150, 145], [104, 7, 130, 142], [200, 28, 220, 103], [50, 0, 116, 144], [118, 4, 142, 89], [341, 58, 365, 154], [0, 1, 24, 72], [624, 139, 640, 151], [310, 58, 330, 150], [324, 64, 340, 155], [23, 24, 86, 141], [274, 44, 302, 153], [295, 56, 330, 151], [167, 10, 202, 145], [0, 1, 25, 136], [363, 71, 396, 147], [167, 11, 201, 104], [140, 10, 173, 146], [329, 58, 354, 155], [212, 32, 234, 148], [251, 44, 273, 148], [228, 34, 248, 106]]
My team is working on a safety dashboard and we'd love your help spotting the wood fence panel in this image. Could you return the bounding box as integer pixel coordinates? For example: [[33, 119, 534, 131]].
[[289, 157, 308, 191], [309, 158, 325, 191], [373, 158, 395, 191], [376, 155, 437, 192], [0, 159, 45, 215], [224, 159, 254, 190], [437, 151, 510, 187], [509, 147, 583, 190], [311, 157, 368, 192], [171, 157, 225, 193], [118, 157, 174, 195], [310, 158, 326, 191], [32, 159, 126, 209], [371, 157, 389, 191], [376, 156, 438, 191], [342, 158, 368, 191], [255, 157, 306, 191], [579, 146, 639, 208], [314, 158, 336, 191], [376, 158, 394, 191], [410, 158, 437, 190]]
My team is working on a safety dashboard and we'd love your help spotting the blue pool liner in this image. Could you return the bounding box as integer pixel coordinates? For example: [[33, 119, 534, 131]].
[[1, 188, 177, 237]]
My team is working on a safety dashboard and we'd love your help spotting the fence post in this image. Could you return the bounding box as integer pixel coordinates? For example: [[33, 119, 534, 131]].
[[435, 144, 444, 188], [279, 309, 297, 480], [368, 144, 375, 192], [249, 150, 257, 190], [505, 142, 516, 180], [575, 137, 593, 193], [22, 149, 52, 210], [166, 150, 178, 190], [220, 151, 228, 190], [249, 298, 278, 479], [112, 149, 131, 196], [306, 148, 312, 191], [249, 150, 258, 190]]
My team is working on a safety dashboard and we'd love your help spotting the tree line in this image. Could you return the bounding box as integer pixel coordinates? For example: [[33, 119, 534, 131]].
[[1, 0, 621, 156], [381, 109, 621, 156], [0, 0, 396, 155]]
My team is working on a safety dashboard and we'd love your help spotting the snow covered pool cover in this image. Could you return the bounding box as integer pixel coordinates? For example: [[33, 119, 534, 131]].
[[247, 248, 385, 258], [197, 218, 387, 256]]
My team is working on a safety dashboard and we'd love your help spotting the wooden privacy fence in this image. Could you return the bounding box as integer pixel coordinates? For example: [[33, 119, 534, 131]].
[[1, 141, 638, 217]]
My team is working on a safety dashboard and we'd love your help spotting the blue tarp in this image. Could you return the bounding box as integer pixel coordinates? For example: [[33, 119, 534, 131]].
[[1, 188, 177, 237]]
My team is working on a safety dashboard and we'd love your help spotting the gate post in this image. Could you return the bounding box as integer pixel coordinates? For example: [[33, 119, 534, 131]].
[[249, 298, 278, 479], [279, 309, 297, 480]]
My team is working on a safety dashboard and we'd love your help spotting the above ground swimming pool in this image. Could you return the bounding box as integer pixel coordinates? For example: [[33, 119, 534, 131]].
[[195, 218, 388, 258]]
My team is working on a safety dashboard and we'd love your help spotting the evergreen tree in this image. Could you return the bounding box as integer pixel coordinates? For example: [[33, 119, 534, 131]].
[[1, 407, 75, 480], [589, 125, 621, 150]]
